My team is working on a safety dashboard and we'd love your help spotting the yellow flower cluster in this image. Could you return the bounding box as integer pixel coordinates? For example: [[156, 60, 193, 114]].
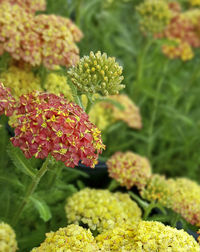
[[162, 39, 194, 61], [0, 222, 18, 252], [31, 224, 100, 252], [140, 174, 174, 207], [189, 0, 200, 6], [65, 188, 141, 233], [0, 65, 42, 99], [107, 151, 151, 190], [136, 0, 172, 34], [68, 51, 125, 96], [141, 175, 200, 226], [96, 221, 200, 251], [44, 72, 73, 102], [89, 94, 142, 131]]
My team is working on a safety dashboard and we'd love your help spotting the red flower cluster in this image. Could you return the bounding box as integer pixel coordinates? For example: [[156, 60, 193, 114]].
[[0, 82, 16, 116], [9, 91, 105, 168], [0, 2, 83, 69]]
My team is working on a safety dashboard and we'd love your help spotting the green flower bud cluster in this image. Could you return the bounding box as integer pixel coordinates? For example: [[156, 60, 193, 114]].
[[68, 51, 125, 96], [136, 0, 172, 34], [0, 222, 18, 252]]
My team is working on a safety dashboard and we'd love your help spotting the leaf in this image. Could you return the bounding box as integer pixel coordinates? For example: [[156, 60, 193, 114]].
[[0, 174, 24, 189], [7, 143, 36, 179], [64, 166, 89, 178], [30, 196, 52, 222]]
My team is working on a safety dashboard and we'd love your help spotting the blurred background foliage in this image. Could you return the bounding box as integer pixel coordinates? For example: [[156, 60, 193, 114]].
[[46, 0, 200, 180]]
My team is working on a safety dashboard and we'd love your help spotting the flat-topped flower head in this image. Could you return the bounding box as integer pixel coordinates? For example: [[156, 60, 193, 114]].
[[31, 224, 100, 252], [0, 222, 18, 252], [9, 91, 104, 168], [107, 151, 151, 190], [68, 51, 125, 96], [96, 221, 200, 251], [89, 94, 142, 130], [0, 82, 16, 116], [0, 2, 83, 69], [65, 188, 141, 233], [140, 174, 173, 207], [0, 65, 42, 99], [168, 178, 200, 227], [0, 0, 46, 13], [137, 0, 172, 34]]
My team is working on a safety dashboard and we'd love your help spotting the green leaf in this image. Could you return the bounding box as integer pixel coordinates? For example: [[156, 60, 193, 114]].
[[64, 166, 89, 178], [7, 143, 36, 179], [30, 196, 52, 222], [0, 174, 24, 189]]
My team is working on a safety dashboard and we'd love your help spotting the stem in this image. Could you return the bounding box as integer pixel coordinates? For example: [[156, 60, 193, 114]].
[[12, 155, 51, 226], [108, 179, 120, 191], [128, 191, 149, 210], [143, 202, 166, 220], [85, 95, 93, 114], [76, 0, 83, 27]]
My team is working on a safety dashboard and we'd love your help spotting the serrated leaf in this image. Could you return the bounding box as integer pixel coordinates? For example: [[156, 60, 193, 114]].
[[0, 174, 24, 189], [7, 143, 36, 179], [30, 196, 52, 222]]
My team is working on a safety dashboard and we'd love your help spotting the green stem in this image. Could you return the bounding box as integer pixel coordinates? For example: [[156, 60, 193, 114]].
[[12, 155, 51, 226], [85, 95, 93, 114], [108, 179, 120, 191], [128, 191, 149, 210], [76, 0, 83, 27], [143, 202, 166, 220], [147, 60, 169, 158]]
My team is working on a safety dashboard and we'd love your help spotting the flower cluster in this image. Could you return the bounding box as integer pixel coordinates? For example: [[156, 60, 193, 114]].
[[107, 151, 151, 190], [141, 175, 200, 226], [44, 72, 73, 101], [0, 222, 18, 252], [4, 91, 105, 168], [31, 224, 100, 252], [136, 0, 172, 34], [169, 178, 200, 226], [189, 0, 200, 6], [0, 0, 46, 13], [0, 1, 83, 69], [89, 94, 142, 131], [96, 221, 200, 251], [140, 174, 173, 207], [0, 65, 42, 99], [0, 82, 16, 116], [65, 188, 141, 233], [68, 51, 125, 96]]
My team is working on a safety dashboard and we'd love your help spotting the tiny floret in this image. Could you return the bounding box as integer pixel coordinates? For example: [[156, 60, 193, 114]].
[[0, 222, 18, 252]]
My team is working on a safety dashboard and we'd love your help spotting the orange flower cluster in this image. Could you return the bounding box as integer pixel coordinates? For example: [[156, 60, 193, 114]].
[[107, 151, 151, 190], [0, 0, 46, 13], [0, 1, 82, 69], [157, 5, 200, 60]]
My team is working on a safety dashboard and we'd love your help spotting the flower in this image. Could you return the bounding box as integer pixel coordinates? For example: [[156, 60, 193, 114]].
[[7, 91, 105, 168], [0, 82, 16, 116], [140, 174, 173, 207], [136, 0, 172, 34], [189, 0, 200, 6], [44, 72, 73, 101], [168, 178, 200, 227], [0, 2, 83, 69], [31, 224, 100, 252], [96, 221, 200, 251], [0, 222, 18, 252], [68, 51, 125, 96], [89, 94, 142, 131], [0, 64, 42, 99], [65, 188, 141, 233], [0, 0, 46, 13], [107, 151, 151, 190], [162, 39, 194, 61]]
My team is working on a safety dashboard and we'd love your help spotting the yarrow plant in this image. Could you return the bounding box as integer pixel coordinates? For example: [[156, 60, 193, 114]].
[[65, 188, 141, 233], [31, 224, 100, 252], [107, 151, 151, 190], [68, 51, 125, 96], [96, 221, 200, 251], [0, 222, 18, 252]]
